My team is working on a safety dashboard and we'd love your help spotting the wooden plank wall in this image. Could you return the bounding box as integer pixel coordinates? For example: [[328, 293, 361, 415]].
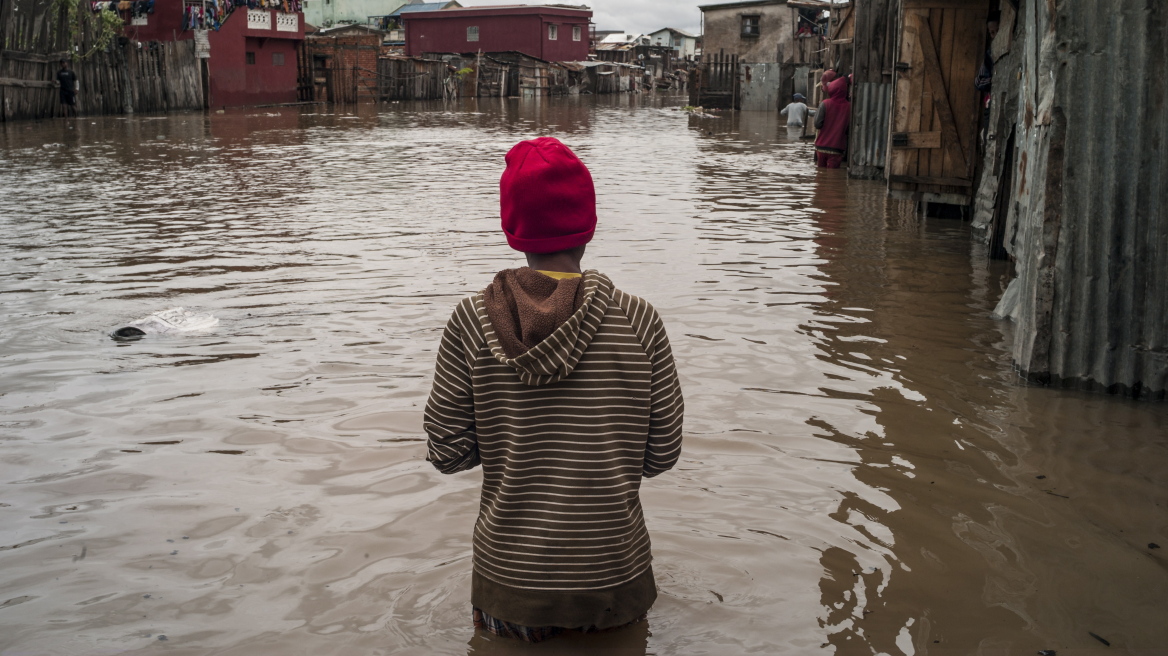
[[691, 51, 738, 109], [852, 0, 900, 86], [0, 0, 202, 121], [887, 0, 987, 201], [376, 57, 446, 101]]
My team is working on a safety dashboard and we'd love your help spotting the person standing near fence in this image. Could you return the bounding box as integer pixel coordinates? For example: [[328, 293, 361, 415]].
[[814, 75, 851, 169], [57, 61, 78, 118]]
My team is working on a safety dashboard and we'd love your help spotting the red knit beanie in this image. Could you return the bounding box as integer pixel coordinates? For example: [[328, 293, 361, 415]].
[[500, 137, 596, 254]]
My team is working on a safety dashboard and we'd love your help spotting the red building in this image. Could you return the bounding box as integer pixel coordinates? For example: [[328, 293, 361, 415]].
[[124, 0, 305, 108], [404, 5, 592, 61]]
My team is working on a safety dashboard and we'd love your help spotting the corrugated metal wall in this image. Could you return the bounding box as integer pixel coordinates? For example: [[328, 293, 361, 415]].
[[996, 0, 1167, 398], [847, 0, 899, 180], [848, 82, 891, 178], [739, 62, 784, 112]]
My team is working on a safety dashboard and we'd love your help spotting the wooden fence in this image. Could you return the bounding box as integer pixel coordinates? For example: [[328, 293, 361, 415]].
[[377, 57, 448, 101], [0, 0, 203, 121], [689, 51, 739, 109]]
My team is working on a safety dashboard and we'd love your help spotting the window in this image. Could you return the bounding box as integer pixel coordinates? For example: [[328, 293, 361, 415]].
[[246, 51, 256, 65], [741, 15, 760, 37], [572, 25, 582, 41], [467, 25, 479, 42], [273, 52, 285, 66], [547, 23, 558, 40]]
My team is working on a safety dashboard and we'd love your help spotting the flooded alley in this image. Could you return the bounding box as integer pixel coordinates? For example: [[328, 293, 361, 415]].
[[1, 96, 1165, 655]]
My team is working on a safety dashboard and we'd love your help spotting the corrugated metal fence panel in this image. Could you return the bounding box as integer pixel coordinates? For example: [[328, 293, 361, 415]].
[[739, 62, 782, 112], [1046, 0, 1168, 397], [849, 82, 890, 178], [1004, 0, 1167, 398]]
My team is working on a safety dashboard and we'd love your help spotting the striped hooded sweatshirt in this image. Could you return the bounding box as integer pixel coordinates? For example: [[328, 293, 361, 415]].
[[424, 268, 684, 629]]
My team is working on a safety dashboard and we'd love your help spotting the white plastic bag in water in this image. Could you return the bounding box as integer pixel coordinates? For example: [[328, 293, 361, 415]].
[[112, 307, 219, 339]]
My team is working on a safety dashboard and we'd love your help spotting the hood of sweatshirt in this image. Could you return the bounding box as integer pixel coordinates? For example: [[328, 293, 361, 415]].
[[479, 268, 612, 386], [826, 75, 850, 102]]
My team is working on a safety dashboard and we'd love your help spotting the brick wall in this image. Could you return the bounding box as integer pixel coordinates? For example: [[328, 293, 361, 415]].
[[305, 32, 384, 102]]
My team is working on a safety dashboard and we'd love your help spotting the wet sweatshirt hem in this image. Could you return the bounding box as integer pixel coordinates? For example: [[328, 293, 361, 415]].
[[424, 269, 684, 628], [472, 566, 657, 630]]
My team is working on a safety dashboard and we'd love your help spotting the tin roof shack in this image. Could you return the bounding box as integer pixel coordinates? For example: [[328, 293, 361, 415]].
[[404, 5, 592, 61], [595, 33, 644, 64], [125, 0, 306, 108], [305, 24, 387, 103], [574, 61, 641, 94], [983, 0, 1168, 399], [649, 27, 700, 61], [425, 51, 579, 97]]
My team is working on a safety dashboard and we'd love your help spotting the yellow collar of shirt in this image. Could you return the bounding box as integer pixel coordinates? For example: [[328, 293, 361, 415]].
[[536, 270, 582, 280]]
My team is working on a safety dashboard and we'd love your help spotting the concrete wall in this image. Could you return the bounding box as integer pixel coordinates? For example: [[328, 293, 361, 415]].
[[207, 11, 305, 107], [405, 8, 590, 60], [302, 0, 405, 29], [992, 0, 1168, 398], [123, 0, 184, 42], [701, 3, 793, 63]]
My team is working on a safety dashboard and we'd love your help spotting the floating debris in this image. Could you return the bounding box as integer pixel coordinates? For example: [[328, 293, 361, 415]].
[[1088, 632, 1110, 647], [110, 307, 218, 340], [208, 450, 245, 455], [680, 105, 719, 119]]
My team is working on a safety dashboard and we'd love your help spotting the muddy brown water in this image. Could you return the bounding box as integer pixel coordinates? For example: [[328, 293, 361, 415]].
[[1, 96, 1165, 655]]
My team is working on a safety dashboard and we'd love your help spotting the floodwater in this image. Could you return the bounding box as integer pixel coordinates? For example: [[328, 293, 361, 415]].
[[0, 95, 1165, 656]]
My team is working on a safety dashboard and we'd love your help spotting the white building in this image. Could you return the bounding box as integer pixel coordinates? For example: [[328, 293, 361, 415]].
[[648, 27, 699, 60]]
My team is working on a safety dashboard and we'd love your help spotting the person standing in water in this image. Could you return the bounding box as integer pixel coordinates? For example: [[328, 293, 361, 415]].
[[56, 60, 78, 118], [814, 74, 852, 168], [424, 137, 685, 643], [780, 93, 814, 128]]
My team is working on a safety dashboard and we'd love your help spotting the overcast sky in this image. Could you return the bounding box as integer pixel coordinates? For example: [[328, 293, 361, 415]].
[[456, 1, 705, 36]]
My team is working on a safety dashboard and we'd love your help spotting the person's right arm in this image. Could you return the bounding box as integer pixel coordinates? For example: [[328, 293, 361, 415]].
[[424, 301, 480, 474]]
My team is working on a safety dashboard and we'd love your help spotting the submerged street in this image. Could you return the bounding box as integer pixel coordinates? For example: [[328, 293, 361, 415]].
[[1, 95, 1165, 654]]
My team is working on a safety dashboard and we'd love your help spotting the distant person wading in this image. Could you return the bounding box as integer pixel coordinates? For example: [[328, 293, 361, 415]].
[[57, 60, 77, 118], [424, 137, 685, 643], [781, 93, 815, 129]]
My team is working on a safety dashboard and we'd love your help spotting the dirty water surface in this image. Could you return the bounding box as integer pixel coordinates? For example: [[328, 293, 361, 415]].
[[0, 96, 1165, 655]]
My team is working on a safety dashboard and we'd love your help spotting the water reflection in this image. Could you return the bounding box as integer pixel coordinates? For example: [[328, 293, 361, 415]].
[[0, 97, 1165, 655]]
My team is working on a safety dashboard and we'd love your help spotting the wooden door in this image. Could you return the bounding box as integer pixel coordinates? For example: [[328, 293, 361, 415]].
[[887, 0, 987, 203]]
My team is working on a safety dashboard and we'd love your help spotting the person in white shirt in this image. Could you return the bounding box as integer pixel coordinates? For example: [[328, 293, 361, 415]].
[[780, 93, 815, 128]]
